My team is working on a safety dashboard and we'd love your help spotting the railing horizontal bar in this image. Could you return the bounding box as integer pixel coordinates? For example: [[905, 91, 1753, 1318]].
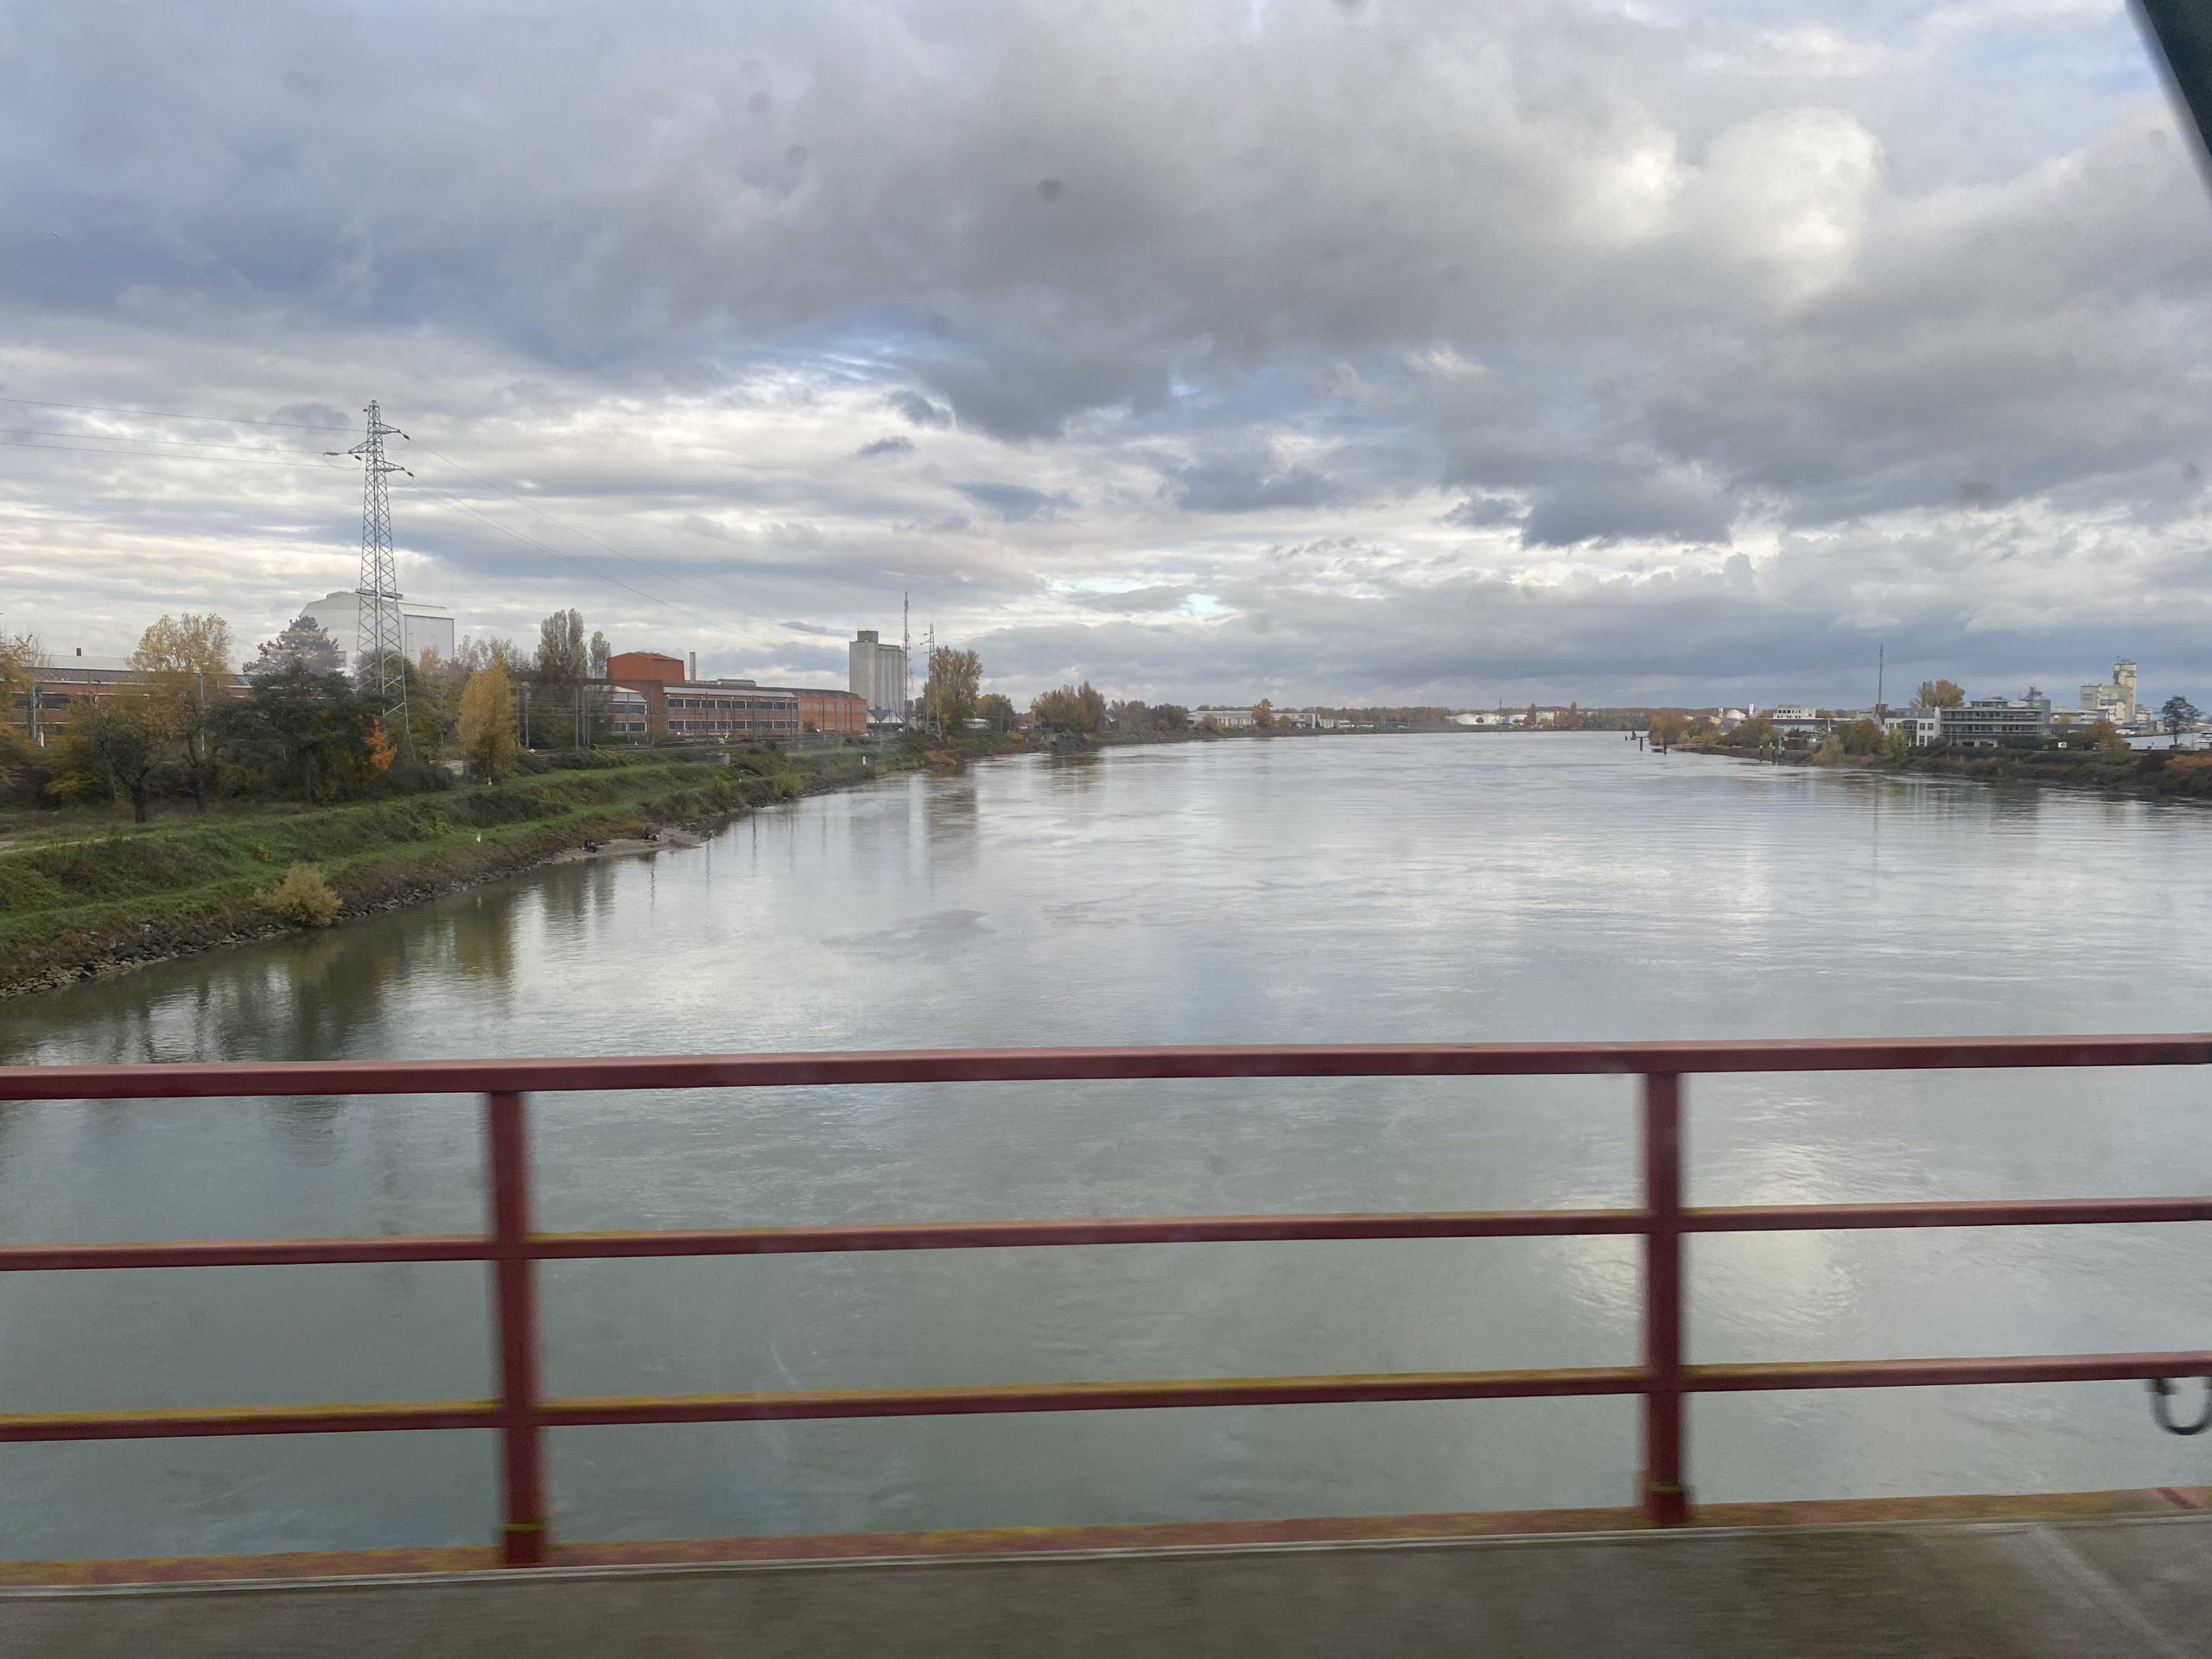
[[0, 1236, 489, 1271], [14, 1350, 2212, 1444], [532, 1210, 1647, 1257], [2, 1033, 2206, 1101], [540, 1369, 1650, 1424], [1688, 1353, 2212, 1391], [10, 1198, 2209, 1274], [1686, 1198, 2212, 1232], [0, 1402, 497, 1442]]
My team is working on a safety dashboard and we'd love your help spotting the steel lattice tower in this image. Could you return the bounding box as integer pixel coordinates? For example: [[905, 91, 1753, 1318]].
[[347, 401, 408, 735]]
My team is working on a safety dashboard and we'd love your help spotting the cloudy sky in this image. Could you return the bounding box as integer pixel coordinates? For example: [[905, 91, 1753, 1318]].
[[3, 0, 2210, 709]]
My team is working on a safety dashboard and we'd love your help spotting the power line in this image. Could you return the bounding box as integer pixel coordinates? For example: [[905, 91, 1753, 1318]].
[[3, 391, 798, 641], [0, 425, 333, 458], [0, 435, 342, 471], [0, 432, 689, 612], [404, 476, 692, 616], [0, 395, 351, 431], [400, 435, 786, 630]]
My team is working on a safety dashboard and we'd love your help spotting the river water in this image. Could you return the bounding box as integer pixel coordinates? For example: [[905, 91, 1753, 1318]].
[[3, 733, 2211, 1557]]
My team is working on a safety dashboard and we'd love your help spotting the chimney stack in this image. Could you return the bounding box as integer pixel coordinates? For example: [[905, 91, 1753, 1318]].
[[689, 651, 698, 681]]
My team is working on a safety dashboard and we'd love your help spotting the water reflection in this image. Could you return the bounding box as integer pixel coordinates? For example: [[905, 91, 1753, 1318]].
[[3, 734, 2212, 1554]]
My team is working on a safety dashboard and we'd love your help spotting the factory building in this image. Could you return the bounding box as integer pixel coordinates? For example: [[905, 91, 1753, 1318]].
[[849, 630, 907, 720], [2080, 659, 2139, 723], [296, 590, 458, 671], [606, 650, 866, 741], [10, 651, 248, 742]]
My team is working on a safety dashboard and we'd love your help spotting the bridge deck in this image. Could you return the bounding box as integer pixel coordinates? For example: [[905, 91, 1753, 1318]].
[[9, 1506, 2212, 1658]]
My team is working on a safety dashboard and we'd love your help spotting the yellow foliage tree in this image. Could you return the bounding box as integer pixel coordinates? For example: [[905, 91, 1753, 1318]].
[[130, 613, 232, 811], [458, 661, 519, 781]]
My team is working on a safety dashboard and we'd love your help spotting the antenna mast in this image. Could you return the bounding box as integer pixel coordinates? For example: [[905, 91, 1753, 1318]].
[[1876, 642, 1885, 715], [901, 590, 912, 725], [348, 400, 409, 738]]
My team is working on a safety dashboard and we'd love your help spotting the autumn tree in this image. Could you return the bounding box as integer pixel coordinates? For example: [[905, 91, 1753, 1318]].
[[1030, 682, 1107, 734], [0, 631, 44, 793], [924, 646, 982, 735], [0, 628, 41, 702], [51, 696, 162, 822], [1916, 679, 1965, 709], [459, 660, 520, 780], [2088, 717, 2131, 761], [1649, 711, 1691, 749], [130, 613, 232, 812], [976, 692, 1018, 733], [1838, 718, 1887, 756], [454, 635, 524, 674], [1252, 696, 1276, 732], [529, 609, 591, 747]]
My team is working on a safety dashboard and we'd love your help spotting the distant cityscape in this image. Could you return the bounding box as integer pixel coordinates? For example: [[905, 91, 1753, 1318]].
[[10, 573, 2206, 754]]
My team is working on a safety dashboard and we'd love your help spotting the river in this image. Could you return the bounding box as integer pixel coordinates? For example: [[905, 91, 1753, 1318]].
[[3, 732, 2211, 1557]]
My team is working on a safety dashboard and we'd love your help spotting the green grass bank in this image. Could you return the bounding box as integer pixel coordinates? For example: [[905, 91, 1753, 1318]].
[[0, 751, 859, 997]]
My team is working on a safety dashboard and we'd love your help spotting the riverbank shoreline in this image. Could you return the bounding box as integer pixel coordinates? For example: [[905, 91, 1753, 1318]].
[[0, 748, 909, 1001], [0, 726, 1409, 1001], [1688, 739, 2212, 801]]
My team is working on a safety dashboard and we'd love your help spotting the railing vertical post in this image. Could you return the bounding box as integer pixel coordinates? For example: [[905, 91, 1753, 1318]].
[[1641, 1071, 1689, 1526], [486, 1090, 549, 1567]]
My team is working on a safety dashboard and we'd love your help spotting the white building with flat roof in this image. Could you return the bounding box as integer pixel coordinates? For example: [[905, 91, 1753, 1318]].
[[297, 591, 457, 672]]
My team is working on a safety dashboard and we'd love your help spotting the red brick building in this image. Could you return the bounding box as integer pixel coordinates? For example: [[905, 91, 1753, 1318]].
[[605, 651, 865, 741]]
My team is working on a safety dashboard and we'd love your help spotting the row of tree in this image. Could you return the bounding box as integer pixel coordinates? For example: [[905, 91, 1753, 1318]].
[[0, 605, 641, 819], [10, 614, 404, 820]]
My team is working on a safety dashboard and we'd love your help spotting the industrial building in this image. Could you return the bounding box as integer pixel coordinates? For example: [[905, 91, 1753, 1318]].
[[606, 650, 866, 741], [9, 651, 248, 743], [849, 630, 907, 720], [1886, 690, 2055, 747], [2080, 659, 2139, 723], [297, 590, 457, 671]]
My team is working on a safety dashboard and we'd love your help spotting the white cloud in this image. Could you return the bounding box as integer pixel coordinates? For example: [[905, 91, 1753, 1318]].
[[1, 0, 2208, 709]]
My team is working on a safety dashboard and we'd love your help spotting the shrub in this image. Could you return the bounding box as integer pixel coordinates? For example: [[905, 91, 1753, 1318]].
[[257, 863, 341, 926]]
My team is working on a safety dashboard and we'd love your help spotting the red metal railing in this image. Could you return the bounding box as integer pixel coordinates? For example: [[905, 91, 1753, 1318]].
[[3, 1035, 2210, 1567]]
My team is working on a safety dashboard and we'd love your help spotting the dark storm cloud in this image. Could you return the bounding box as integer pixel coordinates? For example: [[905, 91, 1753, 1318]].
[[3, 0, 2209, 704]]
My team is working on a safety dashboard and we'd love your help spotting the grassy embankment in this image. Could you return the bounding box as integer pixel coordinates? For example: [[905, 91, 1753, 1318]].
[[0, 722, 1274, 995], [0, 747, 860, 995], [1690, 738, 2212, 799]]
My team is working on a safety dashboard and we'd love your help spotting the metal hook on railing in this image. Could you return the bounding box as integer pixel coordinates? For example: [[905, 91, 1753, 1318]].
[[2148, 1376, 2212, 1435]]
